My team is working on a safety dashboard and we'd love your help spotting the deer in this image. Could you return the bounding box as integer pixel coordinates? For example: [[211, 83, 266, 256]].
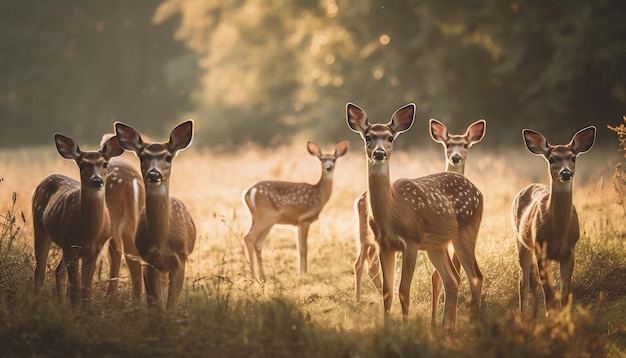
[[114, 120, 196, 311], [33, 134, 124, 307], [428, 118, 485, 326], [512, 126, 596, 318], [347, 103, 483, 330], [353, 118, 486, 327], [242, 141, 348, 281], [101, 137, 146, 302]]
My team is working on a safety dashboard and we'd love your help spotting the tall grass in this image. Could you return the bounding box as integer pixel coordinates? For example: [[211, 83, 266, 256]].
[[0, 142, 625, 357]]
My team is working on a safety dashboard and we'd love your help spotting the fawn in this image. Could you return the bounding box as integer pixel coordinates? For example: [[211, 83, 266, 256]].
[[114, 121, 196, 311], [33, 134, 123, 306], [347, 103, 483, 330], [243, 141, 348, 281], [512, 126, 596, 317]]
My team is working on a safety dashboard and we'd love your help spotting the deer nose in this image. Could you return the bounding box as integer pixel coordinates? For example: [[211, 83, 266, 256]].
[[324, 163, 334, 171], [559, 170, 573, 181], [373, 149, 387, 161], [89, 176, 104, 188], [147, 170, 162, 183], [451, 154, 462, 164]]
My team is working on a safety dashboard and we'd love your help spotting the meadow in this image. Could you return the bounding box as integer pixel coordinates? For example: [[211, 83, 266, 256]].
[[0, 139, 625, 357]]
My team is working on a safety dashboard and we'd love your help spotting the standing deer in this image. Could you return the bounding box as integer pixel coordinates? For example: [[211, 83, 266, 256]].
[[104, 152, 146, 302], [243, 141, 348, 281], [347, 103, 483, 330], [429, 118, 485, 326], [353, 118, 486, 327], [114, 121, 196, 311], [512, 126, 596, 317], [33, 134, 123, 307]]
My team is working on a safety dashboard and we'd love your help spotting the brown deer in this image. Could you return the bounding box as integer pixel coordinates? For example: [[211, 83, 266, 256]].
[[242, 141, 348, 281], [114, 120, 196, 311], [512, 126, 596, 317], [347, 103, 483, 330], [104, 150, 146, 302], [33, 134, 124, 306], [429, 118, 485, 326], [353, 118, 486, 327]]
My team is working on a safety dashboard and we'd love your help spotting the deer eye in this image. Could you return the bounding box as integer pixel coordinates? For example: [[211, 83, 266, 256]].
[[387, 136, 394, 143], [365, 135, 372, 143], [165, 155, 173, 163], [548, 157, 555, 164], [446, 143, 451, 149], [463, 144, 469, 149], [571, 156, 576, 163], [103, 162, 108, 169]]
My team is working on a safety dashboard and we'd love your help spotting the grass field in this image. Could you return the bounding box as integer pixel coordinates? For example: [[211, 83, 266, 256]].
[[0, 141, 625, 357]]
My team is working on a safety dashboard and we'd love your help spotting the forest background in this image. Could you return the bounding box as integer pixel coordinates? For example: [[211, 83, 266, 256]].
[[1, 0, 625, 149]]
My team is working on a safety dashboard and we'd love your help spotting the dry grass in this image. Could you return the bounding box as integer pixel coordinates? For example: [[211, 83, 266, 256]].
[[0, 141, 625, 356]]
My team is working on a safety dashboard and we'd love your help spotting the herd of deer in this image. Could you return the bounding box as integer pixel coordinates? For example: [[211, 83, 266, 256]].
[[30, 104, 596, 332]]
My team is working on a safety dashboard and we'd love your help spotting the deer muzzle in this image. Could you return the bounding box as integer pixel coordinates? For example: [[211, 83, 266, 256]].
[[372, 148, 387, 161], [559, 169, 573, 181], [146, 170, 163, 184], [89, 176, 104, 188]]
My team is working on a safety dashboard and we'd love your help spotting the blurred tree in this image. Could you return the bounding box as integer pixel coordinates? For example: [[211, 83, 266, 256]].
[[0, 0, 200, 147]]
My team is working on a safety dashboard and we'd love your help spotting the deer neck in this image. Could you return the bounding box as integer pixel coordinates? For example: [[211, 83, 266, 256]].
[[79, 189, 109, 239], [366, 161, 396, 234], [446, 162, 465, 175], [547, 179, 574, 231], [315, 171, 334, 205], [145, 184, 171, 246]]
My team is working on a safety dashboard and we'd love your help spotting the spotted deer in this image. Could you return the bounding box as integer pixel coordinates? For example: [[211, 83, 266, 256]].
[[512, 126, 596, 317], [114, 121, 196, 311], [103, 149, 146, 302], [33, 134, 123, 306], [429, 118, 485, 326], [243, 141, 348, 281], [347, 103, 483, 330], [353, 118, 486, 327]]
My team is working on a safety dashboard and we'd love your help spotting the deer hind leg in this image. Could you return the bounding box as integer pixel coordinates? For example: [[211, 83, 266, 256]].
[[427, 247, 460, 331], [244, 220, 274, 282], [121, 227, 143, 301], [55, 256, 68, 301], [33, 234, 52, 292], [354, 243, 366, 302], [430, 244, 458, 329], [297, 221, 311, 275], [455, 246, 483, 324], [107, 234, 123, 299], [366, 244, 382, 294], [518, 243, 533, 315]]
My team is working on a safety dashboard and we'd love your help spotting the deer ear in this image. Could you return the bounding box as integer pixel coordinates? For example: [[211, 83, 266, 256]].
[[522, 129, 550, 156], [466, 119, 486, 147], [429, 119, 448, 143], [569, 126, 596, 155], [54, 134, 82, 161], [115, 122, 145, 155], [168, 120, 194, 152], [334, 141, 348, 157], [101, 135, 124, 160], [346, 103, 369, 134], [307, 141, 321, 157], [390, 103, 415, 135]]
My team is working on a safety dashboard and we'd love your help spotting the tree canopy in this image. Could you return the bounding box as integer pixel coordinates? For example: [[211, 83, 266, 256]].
[[1, 0, 624, 148]]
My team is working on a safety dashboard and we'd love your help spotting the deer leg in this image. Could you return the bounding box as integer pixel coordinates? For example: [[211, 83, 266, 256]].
[[297, 221, 311, 275], [366, 244, 383, 295], [166, 259, 185, 311], [63, 251, 81, 307], [559, 249, 575, 309], [107, 234, 123, 299], [354, 243, 366, 302], [518, 244, 533, 314], [121, 230, 144, 302], [244, 221, 273, 281], [455, 247, 482, 324], [379, 247, 396, 324], [427, 247, 459, 331], [536, 257, 557, 315], [399, 245, 418, 325], [81, 255, 98, 307], [144, 266, 165, 311], [55, 256, 68, 301], [33, 235, 52, 292]]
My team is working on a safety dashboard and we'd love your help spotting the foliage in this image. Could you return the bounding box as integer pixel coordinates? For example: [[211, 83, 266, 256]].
[[0, 182, 29, 297], [608, 117, 626, 156], [1, 1, 624, 148]]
